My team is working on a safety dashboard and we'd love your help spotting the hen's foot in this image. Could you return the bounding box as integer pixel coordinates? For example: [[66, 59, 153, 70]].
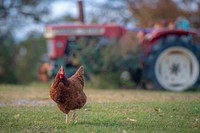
[[72, 110, 76, 122]]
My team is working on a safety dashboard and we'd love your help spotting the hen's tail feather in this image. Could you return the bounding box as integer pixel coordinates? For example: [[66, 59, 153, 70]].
[[70, 65, 84, 78], [70, 66, 84, 86]]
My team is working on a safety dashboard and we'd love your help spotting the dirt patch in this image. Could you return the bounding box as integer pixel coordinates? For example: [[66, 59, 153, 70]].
[[10, 99, 54, 106], [85, 89, 200, 103], [0, 85, 200, 106]]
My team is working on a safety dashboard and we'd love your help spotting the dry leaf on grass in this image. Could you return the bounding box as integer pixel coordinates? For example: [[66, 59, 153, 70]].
[[121, 130, 128, 133], [192, 118, 200, 126], [84, 108, 91, 111], [127, 118, 137, 122], [14, 114, 20, 122], [154, 108, 161, 112]]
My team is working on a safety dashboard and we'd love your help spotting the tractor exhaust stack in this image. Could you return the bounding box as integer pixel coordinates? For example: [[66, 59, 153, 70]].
[[78, 0, 84, 23]]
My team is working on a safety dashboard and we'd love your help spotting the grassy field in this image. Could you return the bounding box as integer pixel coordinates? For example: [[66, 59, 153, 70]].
[[0, 83, 200, 133]]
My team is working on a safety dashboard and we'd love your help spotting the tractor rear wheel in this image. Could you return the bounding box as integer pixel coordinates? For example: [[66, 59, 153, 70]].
[[143, 36, 200, 91]]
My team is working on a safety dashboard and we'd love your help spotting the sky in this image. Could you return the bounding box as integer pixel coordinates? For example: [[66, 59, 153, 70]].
[[50, 0, 109, 23], [14, 0, 108, 41], [14, 0, 199, 42], [51, 1, 77, 18]]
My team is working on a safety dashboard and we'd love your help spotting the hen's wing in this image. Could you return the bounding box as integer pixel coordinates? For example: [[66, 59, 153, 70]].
[[68, 66, 84, 87]]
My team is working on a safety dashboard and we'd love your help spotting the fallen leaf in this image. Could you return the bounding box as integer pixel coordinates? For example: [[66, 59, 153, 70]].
[[14, 114, 20, 119], [154, 108, 161, 112], [127, 118, 137, 122], [84, 108, 91, 111], [194, 118, 199, 122], [14, 114, 20, 122], [192, 118, 200, 126], [121, 130, 128, 133]]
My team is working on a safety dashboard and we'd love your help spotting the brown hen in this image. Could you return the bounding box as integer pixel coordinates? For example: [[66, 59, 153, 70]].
[[50, 66, 87, 124]]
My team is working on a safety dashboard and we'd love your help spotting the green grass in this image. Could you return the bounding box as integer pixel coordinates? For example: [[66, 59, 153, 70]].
[[0, 84, 200, 133], [1, 101, 200, 133]]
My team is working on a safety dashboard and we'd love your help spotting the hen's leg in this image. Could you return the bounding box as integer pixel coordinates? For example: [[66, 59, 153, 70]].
[[66, 114, 69, 124], [72, 110, 76, 122]]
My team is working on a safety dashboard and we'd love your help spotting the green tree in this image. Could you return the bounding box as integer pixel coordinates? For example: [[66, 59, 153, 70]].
[[127, 0, 200, 27], [0, 31, 18, 83], [15, 33, 46, 84], [0, 0, 52, 84], [127, 0, 187, 27]]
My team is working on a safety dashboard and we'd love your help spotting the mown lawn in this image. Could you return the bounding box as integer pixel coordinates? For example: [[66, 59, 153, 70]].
[[0, 84, 200, 133]]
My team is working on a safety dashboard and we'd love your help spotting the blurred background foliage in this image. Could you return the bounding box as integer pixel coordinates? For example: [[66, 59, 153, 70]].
[[0, 0, 200, 85], [15, 34, 46, 84]]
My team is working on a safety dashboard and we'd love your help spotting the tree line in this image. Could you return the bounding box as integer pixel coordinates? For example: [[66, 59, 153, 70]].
[[0, 0, 199, 84]]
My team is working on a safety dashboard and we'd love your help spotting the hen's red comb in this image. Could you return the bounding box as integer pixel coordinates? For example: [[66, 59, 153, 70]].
[[60, 65, 63, 70]]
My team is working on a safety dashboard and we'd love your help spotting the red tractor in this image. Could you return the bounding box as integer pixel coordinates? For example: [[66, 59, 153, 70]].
[[42, 19, 200, 91], [43, 23, 126, 78], [130, 18, 200, 91]]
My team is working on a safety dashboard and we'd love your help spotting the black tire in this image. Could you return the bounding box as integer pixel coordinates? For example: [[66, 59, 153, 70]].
[[143, 35, 200, 91]]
